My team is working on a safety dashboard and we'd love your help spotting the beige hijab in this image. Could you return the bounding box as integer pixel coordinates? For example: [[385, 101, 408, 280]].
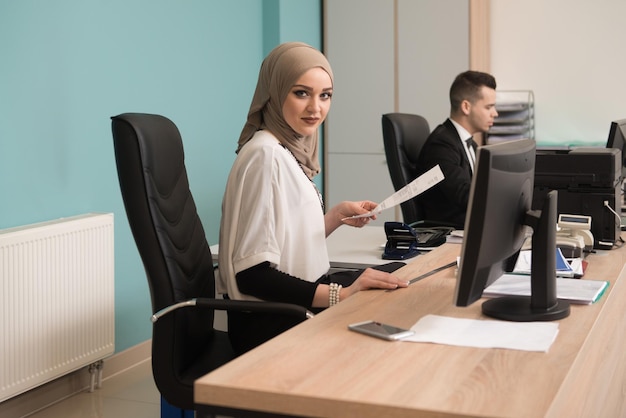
[[236, 42, 334, 179]]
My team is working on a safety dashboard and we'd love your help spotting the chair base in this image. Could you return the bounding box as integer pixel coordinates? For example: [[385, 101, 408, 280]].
[[161, 396, 194, 418]]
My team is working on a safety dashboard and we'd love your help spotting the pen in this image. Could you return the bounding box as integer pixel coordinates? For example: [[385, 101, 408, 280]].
[[387, 260, 457, 292], [408, 261, 457, 285]]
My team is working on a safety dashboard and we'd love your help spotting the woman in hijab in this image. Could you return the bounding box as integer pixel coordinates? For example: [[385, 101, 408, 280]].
[[218, 42, 408, 354]]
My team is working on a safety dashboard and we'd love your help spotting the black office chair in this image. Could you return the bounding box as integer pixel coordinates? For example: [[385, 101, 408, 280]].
[[382, 112, 431, 224], [111, 113, 312, 415]]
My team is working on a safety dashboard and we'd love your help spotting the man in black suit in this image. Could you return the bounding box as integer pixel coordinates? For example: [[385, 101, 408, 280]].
[[417, 70, 498, 229]]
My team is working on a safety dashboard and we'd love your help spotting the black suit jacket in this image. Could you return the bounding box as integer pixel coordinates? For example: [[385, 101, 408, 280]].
[[416, 119, 473, 229]]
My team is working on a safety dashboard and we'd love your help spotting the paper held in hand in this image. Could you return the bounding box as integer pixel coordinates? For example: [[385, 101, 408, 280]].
[[343, 165, 444, 220]]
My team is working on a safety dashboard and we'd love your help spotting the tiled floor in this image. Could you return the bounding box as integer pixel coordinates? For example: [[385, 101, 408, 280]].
[[27, 360, 160, 418]]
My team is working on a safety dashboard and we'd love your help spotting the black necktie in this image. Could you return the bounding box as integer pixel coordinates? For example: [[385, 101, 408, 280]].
[[466, 137, 477, 152], [466, 137, 477, 167]]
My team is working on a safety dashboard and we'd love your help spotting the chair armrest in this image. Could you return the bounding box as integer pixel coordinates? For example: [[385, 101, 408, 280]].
[[151, 298, 314, 323]]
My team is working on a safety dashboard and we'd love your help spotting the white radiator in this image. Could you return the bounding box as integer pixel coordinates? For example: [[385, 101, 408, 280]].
[[0, 213, 115, 402]]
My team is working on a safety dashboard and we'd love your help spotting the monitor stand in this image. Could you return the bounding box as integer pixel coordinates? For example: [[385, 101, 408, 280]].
[[482, 296, 570, 322], [482, 190, 570, 322]]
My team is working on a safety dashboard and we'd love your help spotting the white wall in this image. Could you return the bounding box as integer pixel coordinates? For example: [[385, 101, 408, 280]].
[[491, 0, 626, 147], [324, 0, 469, 223]]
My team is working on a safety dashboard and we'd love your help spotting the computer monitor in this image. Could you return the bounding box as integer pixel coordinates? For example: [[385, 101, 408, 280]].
[[455, 139, 570, 321], [606, 118, 626, 179]]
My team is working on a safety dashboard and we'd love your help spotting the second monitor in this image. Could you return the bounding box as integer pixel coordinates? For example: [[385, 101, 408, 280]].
[[606, 118, 626, 179]]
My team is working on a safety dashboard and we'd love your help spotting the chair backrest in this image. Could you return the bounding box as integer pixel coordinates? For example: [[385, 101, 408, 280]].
[[111, 113, 224, 408], [382, 113, 430, 224]]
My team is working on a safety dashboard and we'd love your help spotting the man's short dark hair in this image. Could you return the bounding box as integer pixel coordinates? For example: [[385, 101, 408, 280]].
[[449, 70, 497, 112]]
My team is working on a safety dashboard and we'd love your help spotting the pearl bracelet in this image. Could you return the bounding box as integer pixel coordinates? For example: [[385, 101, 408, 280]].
[[329, 283, 342, 306]]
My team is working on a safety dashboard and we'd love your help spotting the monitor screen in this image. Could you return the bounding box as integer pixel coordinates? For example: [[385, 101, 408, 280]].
[[455, 139, 570, 321], [606, 118, 626, 179]]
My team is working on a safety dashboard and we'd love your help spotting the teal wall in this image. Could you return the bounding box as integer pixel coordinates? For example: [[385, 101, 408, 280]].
[[0, 0, 322, 352]]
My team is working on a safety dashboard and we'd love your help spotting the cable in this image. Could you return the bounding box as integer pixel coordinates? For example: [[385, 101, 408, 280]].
[[604, 200, 626, 244], [604, 200, 622, 228]]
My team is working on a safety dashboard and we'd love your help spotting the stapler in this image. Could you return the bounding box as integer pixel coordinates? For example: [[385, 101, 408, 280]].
[[382, 222, 452, 260], [383, 222, 420, 260]]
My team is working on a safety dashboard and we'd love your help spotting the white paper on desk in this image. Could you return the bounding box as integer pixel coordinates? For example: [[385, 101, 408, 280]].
[[484, 274, 608, 305], [344, 165, 444, 220], [404, 314, 559, 352]]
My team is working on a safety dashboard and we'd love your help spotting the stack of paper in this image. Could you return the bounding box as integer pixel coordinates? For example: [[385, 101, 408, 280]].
[[484, 274, 608, 305]]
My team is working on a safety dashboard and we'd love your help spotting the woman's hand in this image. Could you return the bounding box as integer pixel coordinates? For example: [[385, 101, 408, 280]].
[[312, 268, 409, 308], [339, 200, 378, 227], [325, 200, 378, 236], [341, 268, 409, 299]]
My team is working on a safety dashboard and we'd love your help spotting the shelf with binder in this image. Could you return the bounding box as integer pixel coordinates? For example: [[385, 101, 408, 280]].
[[487, 90, 534, 144]]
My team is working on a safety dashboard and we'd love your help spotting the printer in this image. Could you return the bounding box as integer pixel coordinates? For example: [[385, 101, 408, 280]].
[[532, 147, 622, 249]]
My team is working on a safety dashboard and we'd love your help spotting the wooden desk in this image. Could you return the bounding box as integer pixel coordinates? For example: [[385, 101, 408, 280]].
[[195, 243, 626, 418]]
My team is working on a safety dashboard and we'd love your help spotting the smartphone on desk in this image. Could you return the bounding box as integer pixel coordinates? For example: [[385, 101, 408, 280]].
[[348, 320, 415, 341]]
